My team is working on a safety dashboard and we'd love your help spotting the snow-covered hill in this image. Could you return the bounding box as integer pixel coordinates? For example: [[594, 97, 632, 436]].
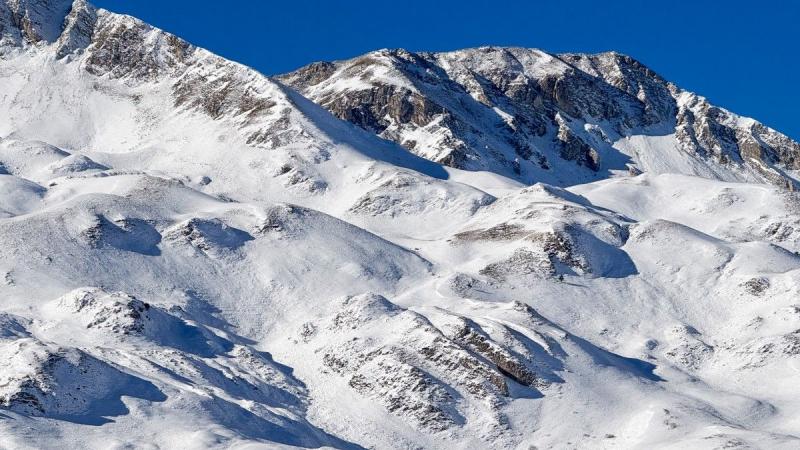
[[0, 1, 798, 449]]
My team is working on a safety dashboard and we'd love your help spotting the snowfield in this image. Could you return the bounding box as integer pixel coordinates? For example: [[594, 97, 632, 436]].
[[0, 1, 798, 449]]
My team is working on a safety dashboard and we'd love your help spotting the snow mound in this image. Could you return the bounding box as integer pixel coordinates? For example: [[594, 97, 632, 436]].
[[46, 287, 231, 356], [46, 154, 108, 177], [163, 217, 253, 255], [0, 138, 69, 180], [0, 338, 164, 420], [453, 183, 635, 278]]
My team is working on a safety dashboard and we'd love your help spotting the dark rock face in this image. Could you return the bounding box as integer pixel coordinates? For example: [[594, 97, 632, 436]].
[[55, 0, 95, 57], [322, 84, 447, 135], [284, 61, 336, 87], [675, 96, 800, 189], [60, 288, 153, 335], [0, 0, 94, 58], [556, 118, 600, 171], [279, 48, 650, 178], [562, 52, 677, 125], [742, 277, 770, 296], [280, 47, 800, 188], [451, 319, 539, 388], [0, 0, 73, 44]]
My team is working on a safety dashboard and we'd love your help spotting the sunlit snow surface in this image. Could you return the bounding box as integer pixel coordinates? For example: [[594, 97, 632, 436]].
[[0, 1, 798, 449]]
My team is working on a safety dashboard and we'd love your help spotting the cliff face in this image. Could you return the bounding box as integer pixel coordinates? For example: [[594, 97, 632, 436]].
[[281, 47, 800, 188], [0, 0, 74, 44]]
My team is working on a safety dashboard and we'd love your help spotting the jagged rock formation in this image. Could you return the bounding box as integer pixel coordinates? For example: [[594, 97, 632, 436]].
[[281, 48, 800, 188]]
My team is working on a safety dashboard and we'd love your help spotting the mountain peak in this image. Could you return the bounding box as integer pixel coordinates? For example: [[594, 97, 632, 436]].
[[281, 46, 800, 189]]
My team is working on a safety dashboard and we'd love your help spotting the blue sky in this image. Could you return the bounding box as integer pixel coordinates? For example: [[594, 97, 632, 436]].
[[92, 0, 799, 140]]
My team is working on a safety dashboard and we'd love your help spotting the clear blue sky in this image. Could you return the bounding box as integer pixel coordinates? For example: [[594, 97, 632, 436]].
[[92, 0, 799, 140]]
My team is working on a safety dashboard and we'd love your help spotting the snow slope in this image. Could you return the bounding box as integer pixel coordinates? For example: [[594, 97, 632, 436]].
[[0, 1, 797, 449]]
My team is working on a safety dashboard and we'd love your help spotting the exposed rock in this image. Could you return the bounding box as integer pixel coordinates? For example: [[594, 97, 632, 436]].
[[742, 277, 770, 296], [480, 247, 554, 280], [281, 47, 800, 188], [448, 318, 539, 388], [556, 116, 600, 171], [54, 288, 152, 335], [302, 293, 551, 433], [0, 0, 73, 45], [86, 14, 188, 79], [163, 217, 253, 254], [55, 0, 96, 58], [664, 325, 714, 370], [0, 338, 162, 417], [453, 223, 529, 242]]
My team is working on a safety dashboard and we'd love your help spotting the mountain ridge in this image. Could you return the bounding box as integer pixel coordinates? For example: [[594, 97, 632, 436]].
[[280, 46, 800, 189], [0, 1, 799, 449]]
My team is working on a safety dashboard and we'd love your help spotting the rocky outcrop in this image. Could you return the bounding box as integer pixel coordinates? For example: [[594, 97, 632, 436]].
[[85, 14, 190, 79], [0, 337, 163, 418], [663, 325, 715, 370], [0, 0, 328, 160], [300, 293, 549, 433], [281, 47, 800, 188], [55, 288, 153, 335], [0, 0, 73, 45], [54, 0, 94, 57], [453, 183, 634, 279], [447, 318, 539, 388], [556, 115, 600, 171], [163, 217, 253, 254]]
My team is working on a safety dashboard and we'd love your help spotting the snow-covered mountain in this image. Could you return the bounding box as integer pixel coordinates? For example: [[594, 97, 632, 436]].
[[0, 1, 798, 449], [280, 48, 800, 189]]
